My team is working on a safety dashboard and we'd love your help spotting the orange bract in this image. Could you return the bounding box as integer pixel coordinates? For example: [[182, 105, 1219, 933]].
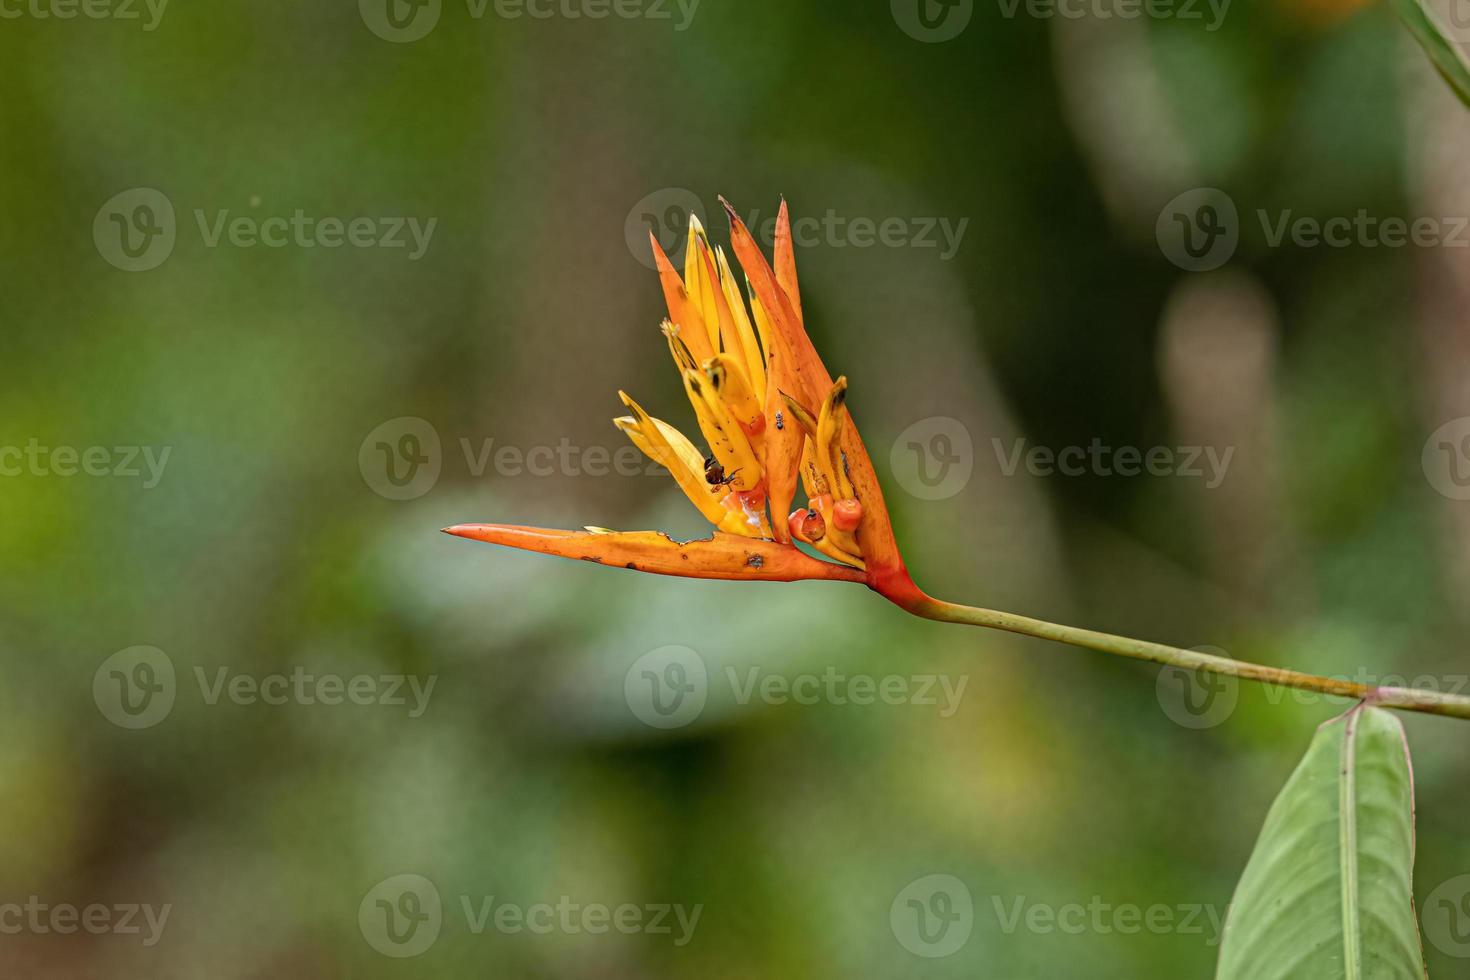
[[443, 525, 865, 583]]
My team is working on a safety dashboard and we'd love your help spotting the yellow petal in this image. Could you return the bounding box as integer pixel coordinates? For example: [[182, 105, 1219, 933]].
[[662, 319, 700, 374], [716, 246, 766, 401], [705, 354, 763, 434], [816, 378, 856, 501], [747, 279, 774, 373], [684, 216, 723, 355], [682, 370, 762, 493], [616, 393, 735, 529]]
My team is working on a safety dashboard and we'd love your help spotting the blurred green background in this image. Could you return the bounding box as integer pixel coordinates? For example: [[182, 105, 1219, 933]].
[[4, 0, 1470, 976]]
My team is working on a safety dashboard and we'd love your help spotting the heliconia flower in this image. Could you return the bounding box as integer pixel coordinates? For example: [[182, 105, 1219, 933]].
[[440, 198, 1470, 724], [445, 197, 925, 608]]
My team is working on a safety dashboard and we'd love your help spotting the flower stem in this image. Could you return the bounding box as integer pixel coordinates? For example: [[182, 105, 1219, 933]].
[[910, 596, 1470, 721]]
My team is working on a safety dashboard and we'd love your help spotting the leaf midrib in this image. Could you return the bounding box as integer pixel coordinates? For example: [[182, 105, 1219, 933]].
[[1339, 708, 1362, 980]]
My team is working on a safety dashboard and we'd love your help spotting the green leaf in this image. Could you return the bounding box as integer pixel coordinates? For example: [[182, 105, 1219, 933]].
[[1216, 707, 1427, 980], [1390, 0, 1470, 109]]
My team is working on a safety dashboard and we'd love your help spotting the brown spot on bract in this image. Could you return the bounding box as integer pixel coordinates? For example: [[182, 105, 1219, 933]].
[[746, 553, 765, 568]]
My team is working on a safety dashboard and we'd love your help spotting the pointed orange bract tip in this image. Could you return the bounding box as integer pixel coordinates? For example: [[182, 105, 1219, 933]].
[[443, 524, 866, 584], [720, 197, 829, 408], [774, 199, 802, 322], [649, 231, 715, 363]]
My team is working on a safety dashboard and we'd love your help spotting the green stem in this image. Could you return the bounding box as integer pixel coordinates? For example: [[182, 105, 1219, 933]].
[[910, 596, 1470, 722]]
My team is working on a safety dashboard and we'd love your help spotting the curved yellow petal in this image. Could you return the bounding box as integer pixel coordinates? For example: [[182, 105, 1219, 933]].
[[616, 393, 734, 528], [681, 371, 762, 493], [715, 246, 766, 401], [705, 354, 763, 434], [684, 216, 723, 355], [816, 378, 856, 502]]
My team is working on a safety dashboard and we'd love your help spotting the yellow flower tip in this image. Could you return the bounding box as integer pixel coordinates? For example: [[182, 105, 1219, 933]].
[[779, 390, 819, 437], [662, 321, 699, 371]]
